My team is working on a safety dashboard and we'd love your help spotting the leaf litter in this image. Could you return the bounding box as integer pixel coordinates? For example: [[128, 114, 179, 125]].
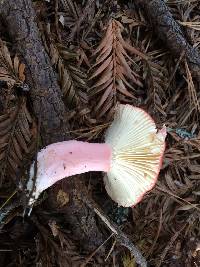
[[1, 0, 200, 266]]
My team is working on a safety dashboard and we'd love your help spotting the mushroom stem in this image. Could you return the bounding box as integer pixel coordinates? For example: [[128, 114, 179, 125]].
[[27, 104, 167, 207], [27, 141, 112, 204]]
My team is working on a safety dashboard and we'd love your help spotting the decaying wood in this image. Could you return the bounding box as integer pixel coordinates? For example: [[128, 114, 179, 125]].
[[136, 0, 200, 82], [0, 0, 103, 251]]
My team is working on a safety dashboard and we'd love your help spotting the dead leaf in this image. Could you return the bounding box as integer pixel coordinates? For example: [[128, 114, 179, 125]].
[[48, 220, 59, 237], [18, 63, 26, 82], [57, 189, 69, 207]]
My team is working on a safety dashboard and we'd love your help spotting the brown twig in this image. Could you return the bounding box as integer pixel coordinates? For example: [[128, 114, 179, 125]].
[[165, 50, 185, 91], [64, 0, 95, 41], [147, 209, 163, 257], [55, 0, 61, 42], [156, 223, 187, 267], [81, 193, 148, 267], [80, 234, 114, 267]]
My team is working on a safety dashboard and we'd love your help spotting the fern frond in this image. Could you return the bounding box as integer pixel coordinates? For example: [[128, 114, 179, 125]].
[[89, 19, 145, 118], [0, 98, 36, 184], [0, 39, 25, 86], [60, 0, 81, 30], [50, 43, 87, 108]]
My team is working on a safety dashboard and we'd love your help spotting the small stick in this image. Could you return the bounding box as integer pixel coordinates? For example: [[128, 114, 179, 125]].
[[0, 200, 20, 230], [156, 223, 187, 267], [80, 234, 114, 267], [81, 193, 147, 267], [105, 239, 116, 261], [0, 190, 17, 211]]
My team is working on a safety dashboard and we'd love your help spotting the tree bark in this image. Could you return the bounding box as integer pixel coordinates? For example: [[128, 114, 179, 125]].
[[0, 0, 68, 145], [136, 0, 200, 82], [0, 0, 104, 251]]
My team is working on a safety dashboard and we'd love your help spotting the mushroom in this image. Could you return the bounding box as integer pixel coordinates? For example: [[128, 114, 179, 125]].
[[26, 104, 166, 207]]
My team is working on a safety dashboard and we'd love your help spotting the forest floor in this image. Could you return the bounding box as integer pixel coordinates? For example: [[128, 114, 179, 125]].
[[0, 0, 200, 266]]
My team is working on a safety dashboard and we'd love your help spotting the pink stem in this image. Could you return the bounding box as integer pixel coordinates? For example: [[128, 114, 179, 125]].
[[32, 141, 112, 194]]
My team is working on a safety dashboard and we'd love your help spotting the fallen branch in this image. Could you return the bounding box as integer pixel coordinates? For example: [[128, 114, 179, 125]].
[[136, 0, 200, 82], [81, 193, 147, 267], [0, 0, 69, 145]]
